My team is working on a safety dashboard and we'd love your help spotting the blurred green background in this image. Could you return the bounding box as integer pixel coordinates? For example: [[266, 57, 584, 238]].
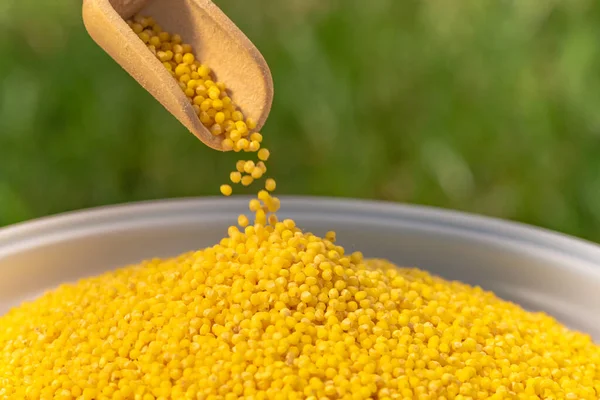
[[1, 0, 600, 241]]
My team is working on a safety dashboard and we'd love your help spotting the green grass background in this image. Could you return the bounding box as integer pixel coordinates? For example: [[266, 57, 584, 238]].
[[1, 0, 600, 241]]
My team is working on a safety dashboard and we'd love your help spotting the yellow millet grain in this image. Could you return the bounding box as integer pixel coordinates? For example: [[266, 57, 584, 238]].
[[220, 184, 233, 197], [265, 178, 276, 192], [1, 220, 600, 399]]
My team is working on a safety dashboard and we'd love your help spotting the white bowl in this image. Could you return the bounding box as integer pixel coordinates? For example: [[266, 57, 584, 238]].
[[1, 197, 599, 340]]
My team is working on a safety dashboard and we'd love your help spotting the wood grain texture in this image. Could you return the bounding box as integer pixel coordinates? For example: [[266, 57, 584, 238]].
[[107, 0, 148, 19], [83, 0, 274, 150]]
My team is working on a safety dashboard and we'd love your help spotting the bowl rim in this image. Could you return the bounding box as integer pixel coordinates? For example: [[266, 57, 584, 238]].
[[1, 196, 600, 270]]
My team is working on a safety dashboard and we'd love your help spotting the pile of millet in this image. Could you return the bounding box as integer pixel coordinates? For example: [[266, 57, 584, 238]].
[[1, 15, 600, 400]]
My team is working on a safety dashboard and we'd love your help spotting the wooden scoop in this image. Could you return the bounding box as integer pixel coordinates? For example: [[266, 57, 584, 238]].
[[82, 0, 274, 150]]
